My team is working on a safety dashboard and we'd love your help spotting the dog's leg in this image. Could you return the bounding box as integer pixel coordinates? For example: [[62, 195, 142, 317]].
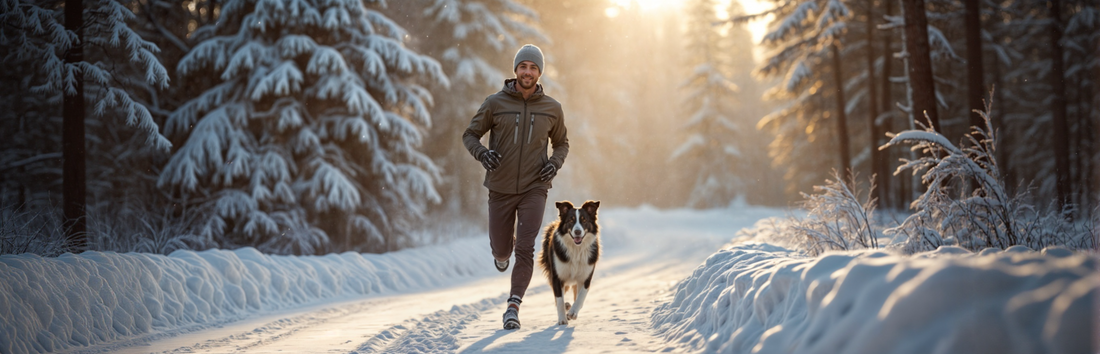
[[563, 285, 575, 311], [567, 269, 595, 320], [551, 275, 568, 325], [555, 295, 568, 325], [566, 286, 588, 320]]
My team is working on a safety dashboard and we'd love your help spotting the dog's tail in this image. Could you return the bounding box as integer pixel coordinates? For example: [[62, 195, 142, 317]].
[[537, 221, 558, 279]]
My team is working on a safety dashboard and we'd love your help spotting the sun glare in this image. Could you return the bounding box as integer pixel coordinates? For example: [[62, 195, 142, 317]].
[[604, 0, 772, 62], [737, 0, 772, 46], [608, 0, 682, 13], [606, 0, 769, 43]]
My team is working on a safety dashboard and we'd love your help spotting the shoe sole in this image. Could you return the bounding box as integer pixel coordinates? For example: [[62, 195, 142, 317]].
[[503, 319, 520, 330]]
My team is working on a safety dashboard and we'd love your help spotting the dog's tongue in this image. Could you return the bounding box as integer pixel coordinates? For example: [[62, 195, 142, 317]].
[[572, 236, 583, 244]]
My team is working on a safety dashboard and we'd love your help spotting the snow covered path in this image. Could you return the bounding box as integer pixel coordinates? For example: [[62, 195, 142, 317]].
[[54, 206, 786, 354], [92, 257, 686, 354], [361, 250, 698, 354]]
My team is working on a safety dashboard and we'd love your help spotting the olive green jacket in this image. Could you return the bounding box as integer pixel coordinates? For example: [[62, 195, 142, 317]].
[[463, 79, 569, 194]]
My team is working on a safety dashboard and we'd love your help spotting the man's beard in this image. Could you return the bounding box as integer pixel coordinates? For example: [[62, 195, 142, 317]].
[[518, 76, 536, 90]]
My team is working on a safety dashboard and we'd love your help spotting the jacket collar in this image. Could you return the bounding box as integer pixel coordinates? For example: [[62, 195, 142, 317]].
[[503, 78, 544, 100]]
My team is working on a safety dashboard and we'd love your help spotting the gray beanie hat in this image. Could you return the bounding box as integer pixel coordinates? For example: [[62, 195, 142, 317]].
[[513, 44, 544, 73]]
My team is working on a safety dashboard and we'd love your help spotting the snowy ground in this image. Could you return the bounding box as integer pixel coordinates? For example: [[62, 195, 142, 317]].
[[2, 205, 786, 354], [3, 205, 1096, 354], [652, 222, 1099, 354]]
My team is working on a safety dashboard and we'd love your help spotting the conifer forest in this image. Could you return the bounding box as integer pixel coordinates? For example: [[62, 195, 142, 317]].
[[1, 0, 1096, 256]]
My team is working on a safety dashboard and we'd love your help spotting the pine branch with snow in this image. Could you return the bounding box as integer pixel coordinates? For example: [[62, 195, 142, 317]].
[[424, 0, 544, 87], [0, 0, 172, 151], [754, 0, 863, 194]]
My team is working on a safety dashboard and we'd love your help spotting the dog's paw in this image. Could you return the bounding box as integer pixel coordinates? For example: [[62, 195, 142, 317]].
[[557, 319, 569, 326], [566, 309, 578, 320], [564, 302, 571, 311]]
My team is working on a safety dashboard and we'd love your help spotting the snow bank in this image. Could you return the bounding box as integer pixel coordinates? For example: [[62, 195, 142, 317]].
[[652, 241, 1098, 353], [0, 204, 791, 354], [0, 237, 494, 354]]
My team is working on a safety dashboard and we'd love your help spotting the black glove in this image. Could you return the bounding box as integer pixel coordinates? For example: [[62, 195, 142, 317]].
[[539, 162, 557, 181], [479, 150, 502, 171]]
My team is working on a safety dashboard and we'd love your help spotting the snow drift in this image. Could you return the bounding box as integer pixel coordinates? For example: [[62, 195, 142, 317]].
[[0, 238, 493, 354], [652, 239, 1098, 353]]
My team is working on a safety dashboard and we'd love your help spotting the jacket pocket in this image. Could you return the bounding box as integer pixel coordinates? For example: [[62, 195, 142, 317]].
[[490, 111, 520, 148], [529, 112, 557, 144]]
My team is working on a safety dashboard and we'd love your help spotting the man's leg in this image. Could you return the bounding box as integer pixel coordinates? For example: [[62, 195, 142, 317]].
[[488, 191, 521, 264], [509, 187, 548, 299]]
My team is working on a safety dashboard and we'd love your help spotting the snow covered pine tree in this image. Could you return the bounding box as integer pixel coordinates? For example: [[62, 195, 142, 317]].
[[0, 0, 171, 251], [673, 0, 746, 208], [160, 0, 448, 254], [755, 0, 854, 196]]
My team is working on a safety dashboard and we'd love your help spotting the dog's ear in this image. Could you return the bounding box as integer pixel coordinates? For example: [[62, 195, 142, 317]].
[[555, 201, 575, 215], [581, 200, 600, 215]]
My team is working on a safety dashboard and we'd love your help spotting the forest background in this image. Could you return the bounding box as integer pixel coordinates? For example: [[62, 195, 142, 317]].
[[1, 0, 1095, 256]]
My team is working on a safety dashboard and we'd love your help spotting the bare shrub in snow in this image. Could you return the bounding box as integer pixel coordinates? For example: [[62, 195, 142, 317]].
[[2, 190, 221, 256], [87, 200, 216, 255], [790, 171, 879, 256], [0, 204, 69, 256], [1, 199, 216, 256], [880, 100, 1094, 253]]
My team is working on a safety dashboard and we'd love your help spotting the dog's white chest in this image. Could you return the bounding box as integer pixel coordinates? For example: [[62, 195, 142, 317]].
[[553, 246, 595, 285]]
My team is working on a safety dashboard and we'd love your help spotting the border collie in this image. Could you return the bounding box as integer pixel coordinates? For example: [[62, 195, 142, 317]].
[[538, 200, 600, 325]]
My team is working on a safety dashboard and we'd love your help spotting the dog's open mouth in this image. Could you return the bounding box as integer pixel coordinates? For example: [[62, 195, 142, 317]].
[[572, 236, 583, 244]]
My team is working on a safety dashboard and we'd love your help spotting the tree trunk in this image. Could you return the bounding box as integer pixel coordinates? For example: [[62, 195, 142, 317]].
[[1072, 74, 1083, 209], [866, 0, 886, 208], [881, 0, 901, 209], [901, 0, 939, 132], [964, 0, 984, 193], [831, 43, 852, 179], [1082, 76, 1096, 219], [1092, 36, 1100, 219], [1047, 0, 1071, 209], [992, 58, 1011, 186], [63, 0, 87, 252], [964, 0, 984, 132]]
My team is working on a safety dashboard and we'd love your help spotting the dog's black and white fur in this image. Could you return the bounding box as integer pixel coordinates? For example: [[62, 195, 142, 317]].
[[538, 200, 600, 325]]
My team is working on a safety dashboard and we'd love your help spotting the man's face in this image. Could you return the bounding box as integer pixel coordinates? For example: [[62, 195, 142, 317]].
[[515, 61, 541, 90]]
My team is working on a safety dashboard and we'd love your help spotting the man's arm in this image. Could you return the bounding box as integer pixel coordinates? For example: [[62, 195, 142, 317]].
[[547, 106, 569, 169], [462, 99, 493, 159]]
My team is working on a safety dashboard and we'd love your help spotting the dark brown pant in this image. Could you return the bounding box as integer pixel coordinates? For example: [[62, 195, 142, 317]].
[[488, 187, 548, 299]]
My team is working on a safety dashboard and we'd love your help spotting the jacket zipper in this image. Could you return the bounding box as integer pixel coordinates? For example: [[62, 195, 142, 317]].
[[513, 114, 519, 144], [527, 114, 535, 144], [517, 102, 527, 193]]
